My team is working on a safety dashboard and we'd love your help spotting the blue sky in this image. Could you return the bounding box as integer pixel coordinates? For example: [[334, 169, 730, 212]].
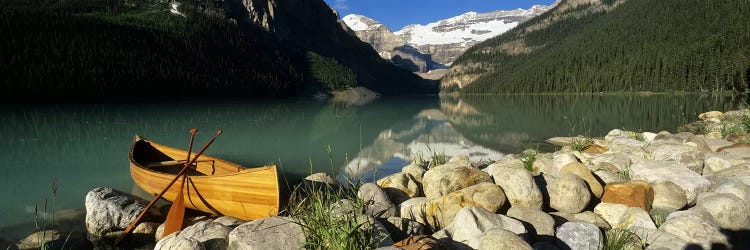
[[323, 0, 557, 31]]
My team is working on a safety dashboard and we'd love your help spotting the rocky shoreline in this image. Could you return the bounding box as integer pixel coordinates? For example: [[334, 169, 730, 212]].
[[11, 109, 750, 250]]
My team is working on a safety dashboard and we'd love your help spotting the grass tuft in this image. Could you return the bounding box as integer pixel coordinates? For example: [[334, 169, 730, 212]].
[[520, 150, 538, 172], [603, 228, 641, 250], [569, 136, 594, 152]]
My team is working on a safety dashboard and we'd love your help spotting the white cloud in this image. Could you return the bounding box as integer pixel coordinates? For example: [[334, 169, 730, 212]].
[[333, 0, 349, 11]]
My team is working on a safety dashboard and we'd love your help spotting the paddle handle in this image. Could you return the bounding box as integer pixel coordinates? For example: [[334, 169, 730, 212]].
[[116, 130, 222, 245]]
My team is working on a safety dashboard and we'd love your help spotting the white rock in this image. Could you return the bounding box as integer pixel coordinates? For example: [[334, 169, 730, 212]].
[[694, 193, 749, 230], [593, 203, 629, 228], [703, 156, 733, 176], [478, 228, 532, 250], [650, 181, 687, 211], [484, 159, 543, 209], [551, 152, 579, 176], [507, 207, 555, 240], [155, 232, 205, 250], [555, 222, 603, 250], [630, 160, 710, 205], [435, 206, 526, 249], [659, 210, 728, 249], [548, 174, 591, 214], [227, 217, 305, 250], [642, 132, 658, 142], [709, 181, 750, 207], [179, 221, 231, 249], [85, 187, 153, 238], [617, 207, 656, 230], [628, 226, 687, 250]]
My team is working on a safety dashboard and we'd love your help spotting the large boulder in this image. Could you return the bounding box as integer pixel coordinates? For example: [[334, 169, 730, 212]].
[[694, 193, 749, 230], [629, 160, 710, 205], [433, 206, 526, 249], [560, 162, 604, 198], [703, 156, 733, 176], [555, 222, 603, 250], [706, 165, 750, 186], [593, 203, 629, 228], [506, 207, 555, 241], [399, 197, 427, 220], [589, 153, 631, 172], [484, 159, 543, 209], [628, 226, 687, 250], [227, 217, 305, 250], [659, 210, 728, 249], [178, 221, 232, 249], [404, 183, 505, 229], [422, 162, 492, 199], [358, 183, 397, 218], [84, 187, 157, 238], [650, 181, 687, 211], [600, 181, 654, 211], [646, 142, 704, 174], [377, 172, 422, 205], [551, 152, 579, 176], [709, 180, 750, 207], [549, 211, 610, 229], [548, 174, 591, 214], [478, 229, 532, 250], [155, 233, 205, 250], [617, 207, 656, 230]]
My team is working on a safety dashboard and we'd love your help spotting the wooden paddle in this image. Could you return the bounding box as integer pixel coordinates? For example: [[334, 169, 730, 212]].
[[162, 128, 198, 237], [115, 130, 223, 245]]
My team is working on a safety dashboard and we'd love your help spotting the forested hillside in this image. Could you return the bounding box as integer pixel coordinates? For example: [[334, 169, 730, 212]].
[[0, 0, 434, 100], [443, 0, 750, 94]]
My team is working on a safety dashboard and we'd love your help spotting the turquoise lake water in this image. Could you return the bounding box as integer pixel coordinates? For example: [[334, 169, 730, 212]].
[[0, 94, 746, 240]]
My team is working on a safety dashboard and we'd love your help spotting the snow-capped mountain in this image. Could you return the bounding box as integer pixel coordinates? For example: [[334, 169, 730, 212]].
[[342, 5, 551, 73]]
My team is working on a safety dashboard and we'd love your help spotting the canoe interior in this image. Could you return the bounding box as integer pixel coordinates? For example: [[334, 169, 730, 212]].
[[130, 136, 280, 220]]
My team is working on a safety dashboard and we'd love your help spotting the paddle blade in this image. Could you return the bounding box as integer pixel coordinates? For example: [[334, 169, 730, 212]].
[[163, 181, 186, 237]]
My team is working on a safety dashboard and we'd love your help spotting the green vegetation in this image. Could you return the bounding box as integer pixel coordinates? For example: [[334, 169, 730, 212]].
[[740, 113, 750, 132], [520, 150, 538, 172], [720, 124, 743, 138], [623, 130, 645, 141], [1, 0, 304, 99], [308, 52, 357, 91], [454, 0, 750, 94], [1, 0, 435, 100], [288, 181, 383, 250], [569, 136, 594, 152], [603, 228, 641, 250], [428, 151, 448, 169]]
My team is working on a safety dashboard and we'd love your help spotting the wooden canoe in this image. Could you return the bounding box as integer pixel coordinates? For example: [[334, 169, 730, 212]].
[[129, 135, 279, 220]]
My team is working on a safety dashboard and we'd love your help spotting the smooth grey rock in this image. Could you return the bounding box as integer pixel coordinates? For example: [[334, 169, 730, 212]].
[[304, 172, 335, 184], [227, 217, 305, 250], [422, 162, 492, 199], [555, 222, 603, 250], [646, 142, 704, 174], [709, 180, 750, 207], [435, 206, 527, 249], [478, 228, 532, 250], [407, 183, 505, 229], [617, 207, 656, 230], [650, 181, 687, 211], [589, 153, 631, 172], [552, 152, 579, 176], [85, 187, 154, 238], [659, 210, 728, 249], [376, 172, 422, 205], [180, 221, 231, 250], [703, 156, 733, 176], [707, 165, 750, 186], [694, 193, 749, 230], [548, 174, 591, 213], [484, 159, 544, 209], [156, 216, 214, 241], [17, 230, 62, 250], [630, 160, 710, 205], [358, 183, 397, 218], [507, 207, 555, 241], [212, 216, 245, 228], [593, 203, 629, 228], [628, 226, 687, 250], [549, 212, 610, 229], [155, 232, 206, 250]]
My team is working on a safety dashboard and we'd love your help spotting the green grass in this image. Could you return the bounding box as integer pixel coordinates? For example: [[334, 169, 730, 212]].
[[428, 151, 448, 169], [520, 150, 538, 172], [287, 180, 383, 250], [569, 136, 594, 152], [720, 124, 743, 138], [624, 130, 646, 141], [603, 228, 641, 250], [740, 113, 750, 133]]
